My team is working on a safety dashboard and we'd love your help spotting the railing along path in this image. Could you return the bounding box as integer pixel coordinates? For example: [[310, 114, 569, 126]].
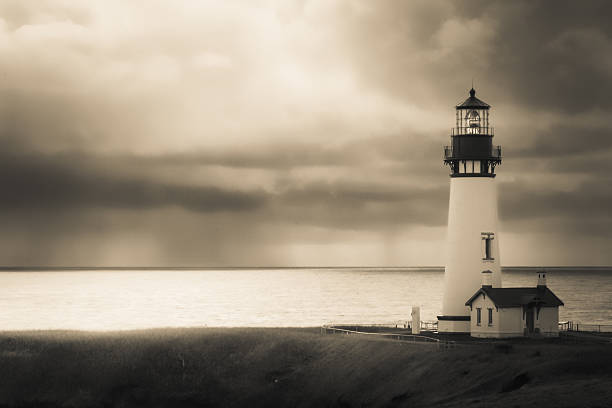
[[559, 321, 612, 333], [321, 324, 456, 350]]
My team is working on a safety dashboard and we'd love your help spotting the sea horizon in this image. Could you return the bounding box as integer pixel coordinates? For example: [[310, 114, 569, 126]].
[[1, 265, 612, 271], [1, 267, 610, 330]]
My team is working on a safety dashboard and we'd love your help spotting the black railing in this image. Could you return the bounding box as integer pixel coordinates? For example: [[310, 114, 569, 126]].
[[451, 126, 494, 136], [444, 145, 502, 160], [560, 321, 612, 333]]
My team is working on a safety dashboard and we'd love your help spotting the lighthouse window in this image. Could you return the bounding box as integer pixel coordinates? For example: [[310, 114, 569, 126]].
[[481, 161, 488, 174], [481, 233, 495, 261], [488, 308, 493, 326], [476, 308, 482, 326], [460, 160, 477, 173]]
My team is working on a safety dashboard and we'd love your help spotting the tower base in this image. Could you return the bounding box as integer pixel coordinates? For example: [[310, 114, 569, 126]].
[[437, 315, 470, 333]]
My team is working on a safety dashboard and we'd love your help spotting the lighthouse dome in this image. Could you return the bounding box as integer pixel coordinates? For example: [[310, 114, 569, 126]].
[[456, 88, 490, 110]]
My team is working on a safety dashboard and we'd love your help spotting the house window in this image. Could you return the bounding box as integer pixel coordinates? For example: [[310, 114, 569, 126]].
[[482, 232, 494, 261], [476, 308, 481, 326], [488, 308, 493, 326]]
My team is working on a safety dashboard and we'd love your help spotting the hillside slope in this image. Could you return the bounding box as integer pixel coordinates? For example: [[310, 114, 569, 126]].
[[0, 328, 611, 407]]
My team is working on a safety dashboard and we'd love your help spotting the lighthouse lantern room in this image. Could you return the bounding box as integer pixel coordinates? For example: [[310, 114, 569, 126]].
[[438, 88, 503, 333]]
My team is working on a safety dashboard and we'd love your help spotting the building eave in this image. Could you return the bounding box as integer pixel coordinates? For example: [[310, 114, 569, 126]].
[[465, 286, 564, 308]]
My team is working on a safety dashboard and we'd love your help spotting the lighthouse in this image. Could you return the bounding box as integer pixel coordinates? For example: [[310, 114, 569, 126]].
[[438, 88, 502, 333]]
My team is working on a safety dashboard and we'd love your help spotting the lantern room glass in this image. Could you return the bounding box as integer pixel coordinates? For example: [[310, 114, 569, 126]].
[[455, 108, 490, 135], [467, 110, 480, 127]]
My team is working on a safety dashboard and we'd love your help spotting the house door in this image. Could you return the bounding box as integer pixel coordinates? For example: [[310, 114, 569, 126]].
[[526, 306, 535, 334]]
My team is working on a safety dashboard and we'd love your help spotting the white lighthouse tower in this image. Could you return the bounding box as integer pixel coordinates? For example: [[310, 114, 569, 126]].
[[438, 88, 503, 333]]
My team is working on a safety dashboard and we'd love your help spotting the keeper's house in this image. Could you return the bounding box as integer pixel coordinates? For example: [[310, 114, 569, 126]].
[[465, 271, 564, 338]]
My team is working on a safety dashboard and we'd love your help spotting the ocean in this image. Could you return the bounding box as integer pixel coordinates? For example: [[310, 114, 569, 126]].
[[0, 267, 610, 331]]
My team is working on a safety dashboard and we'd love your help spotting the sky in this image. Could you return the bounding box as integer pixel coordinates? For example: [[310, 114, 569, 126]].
[[1, 0, 612, 267]]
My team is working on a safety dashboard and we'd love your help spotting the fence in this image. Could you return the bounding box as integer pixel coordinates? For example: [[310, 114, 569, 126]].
[[320, 320, 439, 331], [332, 321, 410, 329], [355, 320, 612, 334], [321, 325, 456, 350], [559, 321, 612, 333]]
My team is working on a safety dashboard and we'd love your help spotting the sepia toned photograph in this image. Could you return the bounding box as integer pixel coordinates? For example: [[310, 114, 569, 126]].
[[1, 1, 611, 407]]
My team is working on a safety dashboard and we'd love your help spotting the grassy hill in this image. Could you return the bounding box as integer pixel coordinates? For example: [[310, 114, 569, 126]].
[[0, 328, 611, 407]]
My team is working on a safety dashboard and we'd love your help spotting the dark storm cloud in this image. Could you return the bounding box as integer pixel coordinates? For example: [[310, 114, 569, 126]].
[[499, 182, 612, 239], [0, 146, 447, 228], [0, 152, 265, 212], [546, 154, 612, 174], [500, 179, 612, 222], [484, 0, 612, 112], [338, 0, 612, 112], [511, 125, 612, 159], [275, 181, 448, 229]]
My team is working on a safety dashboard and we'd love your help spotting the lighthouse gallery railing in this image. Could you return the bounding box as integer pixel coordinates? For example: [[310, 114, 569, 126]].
[[451, 126, 494, 136]]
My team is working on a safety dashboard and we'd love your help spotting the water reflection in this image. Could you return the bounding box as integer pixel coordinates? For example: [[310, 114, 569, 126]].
[[0, 268, 609, 330]]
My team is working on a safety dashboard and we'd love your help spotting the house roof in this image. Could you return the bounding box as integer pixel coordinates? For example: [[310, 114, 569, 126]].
[[456, 88, 490, 110], [465, 286, 564, 308]]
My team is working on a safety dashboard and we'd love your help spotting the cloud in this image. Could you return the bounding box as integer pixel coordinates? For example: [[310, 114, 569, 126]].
[[501, 177, 612, 220], [192, 52, 233, 70], [0, 146, 451, 266], [0, 145, 446, 220], [0, 152, 266, 212], [0, 0, 611, 265], [512, 125, 612, 159], [273, 180, 448, 230]]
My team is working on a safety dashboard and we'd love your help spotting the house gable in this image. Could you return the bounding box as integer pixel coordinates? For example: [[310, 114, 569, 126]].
[[466, 286, 564, 308], [466, 285, 562, 338]]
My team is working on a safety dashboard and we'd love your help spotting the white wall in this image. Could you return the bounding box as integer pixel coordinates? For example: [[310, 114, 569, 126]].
[[438, 319, 470, 333], [469, 293, 523, 338], [535, 306, 560, 337], [442, 177, 502, 320], [469, 293, 560, 338], [497, 307, 524, 336]]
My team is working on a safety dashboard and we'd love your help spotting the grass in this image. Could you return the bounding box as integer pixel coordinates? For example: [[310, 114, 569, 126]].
[[0, 327, 611, 407]]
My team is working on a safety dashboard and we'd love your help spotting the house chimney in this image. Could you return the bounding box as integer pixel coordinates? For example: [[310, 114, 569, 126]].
[[481, 270, 493, 287], [537, 271, 547, 288]]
